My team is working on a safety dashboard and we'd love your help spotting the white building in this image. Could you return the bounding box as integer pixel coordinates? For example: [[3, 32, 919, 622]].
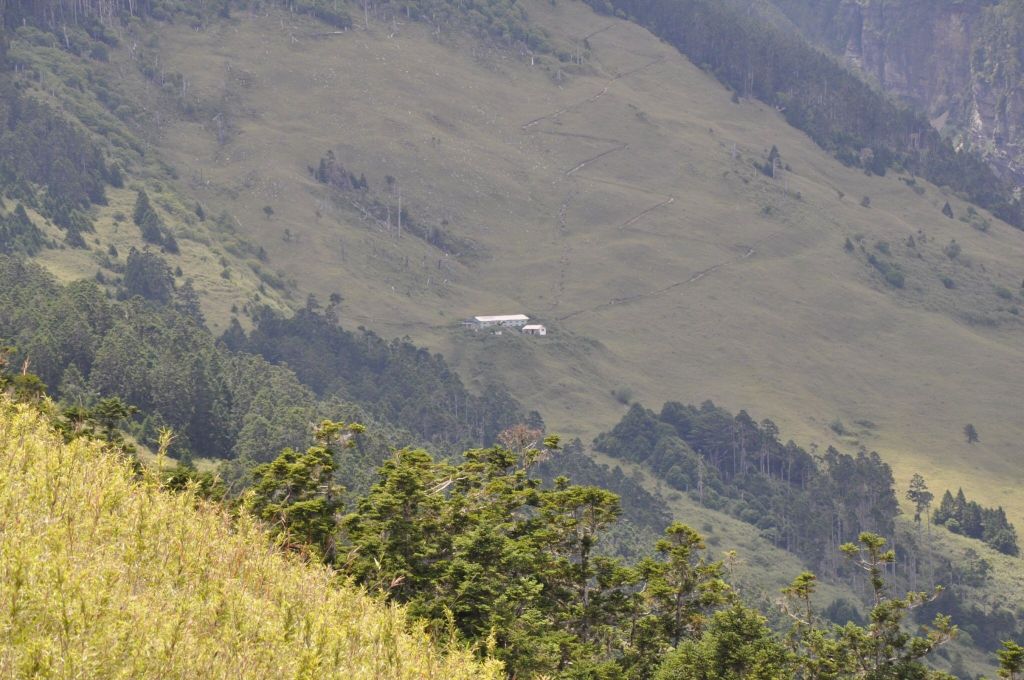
[[522, 324, 547, 336], [473, 314, 530, 329]]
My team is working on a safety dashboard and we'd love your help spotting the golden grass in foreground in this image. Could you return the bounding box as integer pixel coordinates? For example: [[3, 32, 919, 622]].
[[0, 398, 501, 679]]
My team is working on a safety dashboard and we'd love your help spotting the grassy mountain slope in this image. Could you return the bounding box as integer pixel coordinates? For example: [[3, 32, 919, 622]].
[[3, 26, 297, 325], [0, 396, 500, 679], [117, 2, 1024, 524]]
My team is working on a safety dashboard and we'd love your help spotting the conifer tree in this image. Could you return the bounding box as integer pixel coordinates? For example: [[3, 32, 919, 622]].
[[133, 189, 165, 246], [782, 534, 956, 680], [999, 640, 1024, 679], [247, 420, 363, 562], [965, 423, 979, 443], [934, 489, 955, 525], [906, 473, 934, 528]]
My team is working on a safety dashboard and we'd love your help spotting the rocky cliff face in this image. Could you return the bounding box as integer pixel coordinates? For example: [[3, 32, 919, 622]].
[[771, 0, 1024, 188]]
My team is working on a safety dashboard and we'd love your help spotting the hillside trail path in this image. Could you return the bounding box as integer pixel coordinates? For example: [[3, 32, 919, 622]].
[[520, 26, 765, 318], [557, 236, 769, 321]]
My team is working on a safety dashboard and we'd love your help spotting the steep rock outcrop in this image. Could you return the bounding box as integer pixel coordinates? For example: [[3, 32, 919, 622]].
[[770, 0, 1024, 187]]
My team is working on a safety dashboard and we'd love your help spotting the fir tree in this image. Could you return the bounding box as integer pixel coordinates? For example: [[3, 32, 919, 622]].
[[175, 279, 205, 326], [998, 640, 1024, 679], [906, 473, 934, 527], [133, 190, 165, 246], [123, 247, 174, 303], [965, 423, 979, 443], [934, 490, 955, 525]]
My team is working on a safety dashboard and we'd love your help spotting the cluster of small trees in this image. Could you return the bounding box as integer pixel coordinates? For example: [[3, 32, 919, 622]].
[[132, 190, 178, 253], [593, 401, 900, 570], [904, 459, 1019, 558], [313, 150, 367, 191], [0, 203, 45, 255], [312, 150, 472, 254], [934, 488, 1019, 556], [867, 250, 906, 288], [0, 84, 119, 248]]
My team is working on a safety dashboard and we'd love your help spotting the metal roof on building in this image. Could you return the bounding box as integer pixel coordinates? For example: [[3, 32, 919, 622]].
[[473, 314, 530, 323]]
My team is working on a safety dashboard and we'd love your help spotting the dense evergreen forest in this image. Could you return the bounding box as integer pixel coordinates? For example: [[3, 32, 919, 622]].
[[0, 81, 121, 248], [594, 401, 901, 571], [595, 401, 1020, 564], [224, 301, 526, 449], [0, 254, 673, 550], [0, 255, 518, 484]]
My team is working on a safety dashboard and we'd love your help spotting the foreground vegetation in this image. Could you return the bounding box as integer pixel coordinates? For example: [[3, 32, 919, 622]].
[[0, 392, 969, 679], [0, 396, 501, 679], [243, 417, 970, 678], [2, 296, 1023, 677]]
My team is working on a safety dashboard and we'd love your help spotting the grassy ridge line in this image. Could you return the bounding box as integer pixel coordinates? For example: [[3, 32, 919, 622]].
[[0, 398, 501, 679]]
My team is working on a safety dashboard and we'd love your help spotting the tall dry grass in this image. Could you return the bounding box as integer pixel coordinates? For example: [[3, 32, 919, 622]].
[[0, 398, 502, 679]]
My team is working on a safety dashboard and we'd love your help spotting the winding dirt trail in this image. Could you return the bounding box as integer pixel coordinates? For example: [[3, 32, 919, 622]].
[[566, 143, 629, 175], [556, 238, 767, 321], [622, 196, 674, 226], [520, 57, 663, 130], [523, 28, 766, 320]]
